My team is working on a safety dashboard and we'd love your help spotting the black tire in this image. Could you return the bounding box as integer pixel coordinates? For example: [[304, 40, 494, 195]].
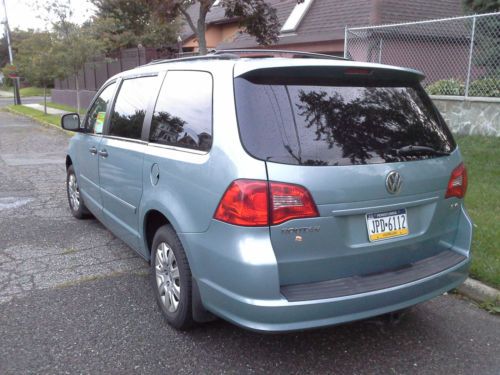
[[151, 224, 194, 330], [66, 165, 90, 219]]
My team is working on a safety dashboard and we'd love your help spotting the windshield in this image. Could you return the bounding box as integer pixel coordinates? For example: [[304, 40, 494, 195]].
[[234, 76, 455, 166]]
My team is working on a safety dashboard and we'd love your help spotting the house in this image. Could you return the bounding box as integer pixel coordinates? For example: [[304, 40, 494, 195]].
[[180, 0, 464, 55], [179, 1, 241, 53]]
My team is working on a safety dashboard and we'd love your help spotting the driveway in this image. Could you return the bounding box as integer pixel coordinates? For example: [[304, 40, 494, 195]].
[[0, 111, 499, 374]]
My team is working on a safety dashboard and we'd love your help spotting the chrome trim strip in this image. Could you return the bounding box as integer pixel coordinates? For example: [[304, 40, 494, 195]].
[[79, 174, 100, 189], [100, 188, 137, 213], [102, 135, 148, 145], [331, 196, 439, 216], [147, 142, 208, 155]]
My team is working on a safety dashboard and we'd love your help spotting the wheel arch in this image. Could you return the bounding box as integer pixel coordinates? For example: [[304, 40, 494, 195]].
[[144, 207, 214, 323], [66, 155, 73, 170], [143, 208, 181, 260]]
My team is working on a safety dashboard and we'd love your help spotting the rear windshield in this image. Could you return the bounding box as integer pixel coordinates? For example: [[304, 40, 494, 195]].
[[235, 76, 455, 166]]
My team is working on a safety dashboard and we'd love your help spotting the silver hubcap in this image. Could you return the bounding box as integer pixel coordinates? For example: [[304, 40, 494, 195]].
[[68, 173, 80, 211], [155, 242, 181, 313]]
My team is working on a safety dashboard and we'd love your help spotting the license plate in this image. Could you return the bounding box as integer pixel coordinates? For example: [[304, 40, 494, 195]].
[[366, 209, 409, 242]]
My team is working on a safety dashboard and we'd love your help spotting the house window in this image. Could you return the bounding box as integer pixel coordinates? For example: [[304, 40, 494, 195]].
[[280, 0, 314, 33]]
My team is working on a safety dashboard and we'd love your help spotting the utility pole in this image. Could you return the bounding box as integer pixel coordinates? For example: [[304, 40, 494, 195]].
[[1, 0, 21, 105]]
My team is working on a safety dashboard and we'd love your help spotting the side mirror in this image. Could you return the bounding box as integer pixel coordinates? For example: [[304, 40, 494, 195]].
[[61, 113, 81, 131]]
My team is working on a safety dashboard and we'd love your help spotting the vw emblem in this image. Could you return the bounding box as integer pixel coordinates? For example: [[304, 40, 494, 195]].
[[386, 171, 402, 194]]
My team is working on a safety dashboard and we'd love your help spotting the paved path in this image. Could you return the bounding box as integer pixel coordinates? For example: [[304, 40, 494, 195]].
[[0, 96, 46, 108], [23, 103, 69, 115], [0, 111, 499, 374], [0, 89, 13, 98]]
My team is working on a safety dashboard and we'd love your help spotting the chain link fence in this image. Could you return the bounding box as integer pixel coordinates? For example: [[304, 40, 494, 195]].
[[344, 12, 500, 98]]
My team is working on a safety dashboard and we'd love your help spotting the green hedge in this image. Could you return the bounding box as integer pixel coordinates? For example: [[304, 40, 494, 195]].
[[426, 79, 465, 96], [468, 78, 500, 97], [426, 78, 500, 97]]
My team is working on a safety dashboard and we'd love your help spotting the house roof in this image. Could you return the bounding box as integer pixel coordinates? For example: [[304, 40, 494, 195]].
[[179, 2, 229, 40], [180, 0, 292, 41], [217, 0, 463, 49]]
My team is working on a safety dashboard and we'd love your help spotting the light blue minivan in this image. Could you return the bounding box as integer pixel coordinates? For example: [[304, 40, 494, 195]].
[[62, 50, 472, 332]]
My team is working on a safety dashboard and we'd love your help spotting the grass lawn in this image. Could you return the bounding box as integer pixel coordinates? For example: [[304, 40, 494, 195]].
[[5, 104, 62, 127], [0, 86, 52, 97], [46, 101, 85, 114], [20, 87, 51, 97], [456, 135, 500, 289]]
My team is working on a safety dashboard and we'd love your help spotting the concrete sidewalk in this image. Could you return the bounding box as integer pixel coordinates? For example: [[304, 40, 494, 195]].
[[0, 89, 13, 98], [23, 103, 70, 115]]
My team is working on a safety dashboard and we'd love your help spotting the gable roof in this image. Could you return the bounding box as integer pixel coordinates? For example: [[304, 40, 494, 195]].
[[180, 0, 293, 41], [218, 0, 463, 49], [179, 2, 230, 40]]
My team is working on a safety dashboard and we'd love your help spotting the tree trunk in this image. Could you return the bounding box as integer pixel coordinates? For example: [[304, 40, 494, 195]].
[[43, 85, 47, 115], [197, 4, 209, 55], [75, 74, 80, 114]]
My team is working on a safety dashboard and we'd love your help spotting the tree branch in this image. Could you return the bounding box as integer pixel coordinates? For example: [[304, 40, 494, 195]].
[[179, 5, 197, 35]]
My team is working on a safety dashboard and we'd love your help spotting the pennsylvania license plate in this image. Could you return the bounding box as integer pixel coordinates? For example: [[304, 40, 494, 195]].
[[366, 209, 409, 242]]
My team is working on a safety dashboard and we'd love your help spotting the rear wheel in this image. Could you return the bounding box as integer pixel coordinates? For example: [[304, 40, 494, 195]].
[[66, 165, 89, 219], [151, 224, 194, 330]]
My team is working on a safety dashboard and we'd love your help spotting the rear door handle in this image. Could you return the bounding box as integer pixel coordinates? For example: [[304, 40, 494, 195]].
[[89, 146, 97, 155], [98, 149, 108, 158]]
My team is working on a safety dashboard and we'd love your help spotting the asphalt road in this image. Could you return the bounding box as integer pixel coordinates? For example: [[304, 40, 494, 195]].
[[0, 111, 499, 374]]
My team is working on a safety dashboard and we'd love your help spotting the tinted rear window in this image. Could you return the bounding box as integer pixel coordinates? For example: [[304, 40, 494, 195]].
[[235, 76, 455, 166]]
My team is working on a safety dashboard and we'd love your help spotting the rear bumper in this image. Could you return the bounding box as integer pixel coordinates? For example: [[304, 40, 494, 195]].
[[180, 206, 472, 332], [196, 257, 469, 332]]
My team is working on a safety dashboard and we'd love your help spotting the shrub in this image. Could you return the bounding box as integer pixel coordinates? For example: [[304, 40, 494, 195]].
[[468, 78, 500, 97], [426, 79, 465, 96], [426, 78, 500, 97]]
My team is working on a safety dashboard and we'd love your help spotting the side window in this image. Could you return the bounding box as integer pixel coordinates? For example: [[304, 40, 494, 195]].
[[150, 71, 213, 151], [108, 76, 156, 140], [85, 82, 116, 134]]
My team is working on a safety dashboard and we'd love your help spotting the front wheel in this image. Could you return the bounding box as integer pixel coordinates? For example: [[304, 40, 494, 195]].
[[66, 165, 89, 219], [151, 224, 194, 330]]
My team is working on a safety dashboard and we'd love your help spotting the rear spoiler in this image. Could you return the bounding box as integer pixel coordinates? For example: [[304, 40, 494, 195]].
[[236, 65, 425, 86]]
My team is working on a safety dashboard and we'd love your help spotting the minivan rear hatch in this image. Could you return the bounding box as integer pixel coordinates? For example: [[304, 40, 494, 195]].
[[234, 63, 462, 287]]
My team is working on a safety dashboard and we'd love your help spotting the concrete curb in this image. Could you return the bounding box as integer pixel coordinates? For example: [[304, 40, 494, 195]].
[[2, 106, 74, 137], [457, 278, 500, 304]]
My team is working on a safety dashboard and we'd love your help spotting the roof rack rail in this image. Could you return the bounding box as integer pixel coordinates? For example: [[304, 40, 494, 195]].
[[145, 49, 349, 67], [146, 52, 240, 66], [212, 49, 349, 60]]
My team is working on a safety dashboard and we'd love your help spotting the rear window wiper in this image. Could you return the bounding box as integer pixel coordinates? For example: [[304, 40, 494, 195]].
[[394, 145, 450, 156]]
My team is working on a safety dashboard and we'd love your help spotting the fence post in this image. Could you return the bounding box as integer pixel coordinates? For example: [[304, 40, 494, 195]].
[[465, 15, 477, 98], [344, 26, 348, 59], [378, 38, 383, 63]]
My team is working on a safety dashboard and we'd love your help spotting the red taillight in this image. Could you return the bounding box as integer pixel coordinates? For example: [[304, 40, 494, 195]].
[[214, 180, 269, 226], [445, 163, 468, 199], [344, 68, 372, 75], [270, 182, 319, 225], [214, 180, 319, 226]]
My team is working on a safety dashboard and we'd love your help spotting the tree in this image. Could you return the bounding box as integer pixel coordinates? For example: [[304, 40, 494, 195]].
[[89, 0, 179, 52], [47, 1, 104, 113], [1, 29, 37, 80], [0, 36, 8, 69], [15, 31, 63, 113], [463, 0, 500, 13], [149, 0, 302, 55]]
